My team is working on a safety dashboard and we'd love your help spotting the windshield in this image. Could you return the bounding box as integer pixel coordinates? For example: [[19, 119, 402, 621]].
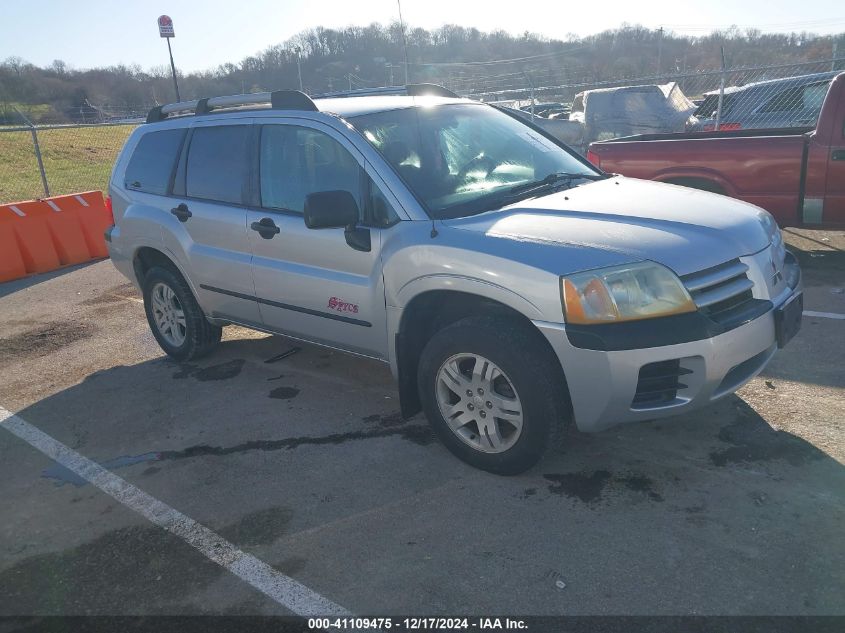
[[350, 103, 600, 219]]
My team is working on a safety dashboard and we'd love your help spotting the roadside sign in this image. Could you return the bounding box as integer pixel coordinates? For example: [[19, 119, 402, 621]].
[[158, 15, 175, 38]]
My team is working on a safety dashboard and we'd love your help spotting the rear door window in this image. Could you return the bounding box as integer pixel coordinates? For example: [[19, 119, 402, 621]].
[[186, 125, 251, 204], [124, 129, 185, 195]]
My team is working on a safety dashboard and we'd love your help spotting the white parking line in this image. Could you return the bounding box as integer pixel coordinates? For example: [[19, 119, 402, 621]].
[[0, 406, 349, 617], [804, 310, 845, 320]]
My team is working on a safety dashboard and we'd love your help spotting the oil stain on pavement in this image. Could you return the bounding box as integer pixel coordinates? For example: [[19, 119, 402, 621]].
[[0, 321, 93, 365], [41, 426, 434, 487], [269, 386, 299, 400], [542, 470, 664, 504]]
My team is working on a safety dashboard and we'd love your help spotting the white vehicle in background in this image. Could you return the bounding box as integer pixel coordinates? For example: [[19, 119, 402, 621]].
[[570, 82, 697, 144]]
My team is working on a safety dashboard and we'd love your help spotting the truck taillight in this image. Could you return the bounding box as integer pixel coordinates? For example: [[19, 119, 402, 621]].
[[105, 195, 114, 224], [587, 149, 601, 168], [703, 122, 742, 132]]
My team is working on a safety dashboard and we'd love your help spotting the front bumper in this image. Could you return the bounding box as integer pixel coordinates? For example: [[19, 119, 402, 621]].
[[534, 253, 802, 433]]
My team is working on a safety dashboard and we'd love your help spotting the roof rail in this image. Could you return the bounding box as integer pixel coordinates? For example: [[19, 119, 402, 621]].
[[313, 83, 460, 99], [146, 89, 317, 123]]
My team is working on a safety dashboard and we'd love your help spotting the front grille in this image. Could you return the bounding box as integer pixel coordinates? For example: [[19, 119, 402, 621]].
[[681, 259, 755, 327], [632, 359, 692, 408]]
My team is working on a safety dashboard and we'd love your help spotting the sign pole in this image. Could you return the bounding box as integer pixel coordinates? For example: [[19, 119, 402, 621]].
[[166, 37, 181, 102], [158, 15, 180, 102]]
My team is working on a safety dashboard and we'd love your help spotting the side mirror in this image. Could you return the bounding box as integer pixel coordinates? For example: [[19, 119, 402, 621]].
[[304, 190, 371, 252], [304, 190, 359, 229]]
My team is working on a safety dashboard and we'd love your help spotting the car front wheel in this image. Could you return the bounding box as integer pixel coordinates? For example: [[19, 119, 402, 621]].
[[417, 316, 569, 475]]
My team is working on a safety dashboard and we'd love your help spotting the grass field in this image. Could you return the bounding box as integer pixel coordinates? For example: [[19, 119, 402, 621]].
[[0, 124, 135, 203]]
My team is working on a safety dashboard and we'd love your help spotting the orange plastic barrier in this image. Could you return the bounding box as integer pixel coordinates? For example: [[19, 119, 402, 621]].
[[1, 202, 62, 275], [59, 191, 112, 259], [0, 191, 113, 284], [0, 214, 27, 283], [24, 199, 91, 266]]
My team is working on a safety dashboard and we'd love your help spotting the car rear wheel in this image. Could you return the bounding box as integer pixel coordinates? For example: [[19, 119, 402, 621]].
[[142, 266, 221, 361], [418, 316, 569, 475]]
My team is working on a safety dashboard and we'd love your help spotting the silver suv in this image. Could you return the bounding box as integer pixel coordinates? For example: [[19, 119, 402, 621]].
[[106, 84, 803, 474]]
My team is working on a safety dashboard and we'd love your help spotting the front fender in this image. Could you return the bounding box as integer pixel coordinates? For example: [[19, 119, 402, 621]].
[[386, 274, 546, 380], [395, 274, 544, 319]]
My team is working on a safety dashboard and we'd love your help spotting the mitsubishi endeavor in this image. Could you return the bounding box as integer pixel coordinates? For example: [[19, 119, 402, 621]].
[[106, 84, 803, 474]]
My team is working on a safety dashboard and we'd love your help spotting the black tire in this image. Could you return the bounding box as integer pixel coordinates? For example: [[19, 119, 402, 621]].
[[142, 265, 222, 361], [417, 315, 569, 475]]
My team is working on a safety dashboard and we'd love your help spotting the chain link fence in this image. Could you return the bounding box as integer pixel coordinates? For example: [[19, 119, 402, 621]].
[[436, 57, 843, 150], [0, 118, 137, 203], [1, 58, 843, 204]]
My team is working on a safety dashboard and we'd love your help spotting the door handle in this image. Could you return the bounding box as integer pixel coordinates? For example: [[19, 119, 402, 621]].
[[251, 217, 281, 239], [170, 203, 192, 222], [832, 149, 845, 161]]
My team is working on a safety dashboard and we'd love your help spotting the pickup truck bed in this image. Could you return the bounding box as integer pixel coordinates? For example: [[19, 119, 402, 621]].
[[587, 72, 845, 228]]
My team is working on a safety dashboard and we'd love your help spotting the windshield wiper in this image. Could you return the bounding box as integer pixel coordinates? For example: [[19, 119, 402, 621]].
[[508, 172, 605, 198], [436, 172, 606, 220]]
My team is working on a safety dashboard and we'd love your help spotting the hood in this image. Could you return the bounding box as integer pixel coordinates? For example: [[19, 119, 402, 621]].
[[442, 177, 770, 276]]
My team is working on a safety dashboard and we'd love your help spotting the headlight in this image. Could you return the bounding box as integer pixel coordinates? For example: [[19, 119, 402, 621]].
[[561, 262, 696, 324], [758, 210, 785, 264], [758, 210, 781, 245]]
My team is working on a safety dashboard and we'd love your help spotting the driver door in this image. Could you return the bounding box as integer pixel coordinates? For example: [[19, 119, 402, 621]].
[[246, 120, 389, 359]]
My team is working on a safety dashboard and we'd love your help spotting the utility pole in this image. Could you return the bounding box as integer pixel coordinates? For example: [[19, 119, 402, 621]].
[[397, 0, 410, 84], [295, 46, 303, 92], [656, 26, 664, 78], [834, 41, 839, 72]]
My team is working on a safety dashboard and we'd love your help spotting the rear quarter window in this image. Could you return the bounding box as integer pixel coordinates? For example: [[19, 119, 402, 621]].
[[124, 129, 185, 195], [186, 126, 251, 205]]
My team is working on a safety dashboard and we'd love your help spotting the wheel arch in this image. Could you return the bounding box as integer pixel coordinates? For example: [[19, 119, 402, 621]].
[[133, 246, 191, 288], [393, 288, 568, 420], [653, 169, 734, 196]]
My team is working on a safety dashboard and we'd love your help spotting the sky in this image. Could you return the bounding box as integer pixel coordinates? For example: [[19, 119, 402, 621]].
[[1, 0, 843, 73]]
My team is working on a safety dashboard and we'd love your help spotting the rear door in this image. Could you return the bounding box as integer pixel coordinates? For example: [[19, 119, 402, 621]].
[[245, 119, 393, 359], [160, 119, 261, 324]]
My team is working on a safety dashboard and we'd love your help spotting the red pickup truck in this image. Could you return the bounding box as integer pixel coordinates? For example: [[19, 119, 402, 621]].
[[586, 71, 845, 228]]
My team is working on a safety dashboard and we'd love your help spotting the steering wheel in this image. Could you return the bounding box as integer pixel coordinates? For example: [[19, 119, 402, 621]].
[[456, 155, 499, 181]]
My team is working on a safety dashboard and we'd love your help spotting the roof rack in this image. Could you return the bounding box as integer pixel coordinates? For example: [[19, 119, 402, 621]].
[[146, 89, 317, 123], [145, 83, 461, 124], [313, 83, 460, 99]]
